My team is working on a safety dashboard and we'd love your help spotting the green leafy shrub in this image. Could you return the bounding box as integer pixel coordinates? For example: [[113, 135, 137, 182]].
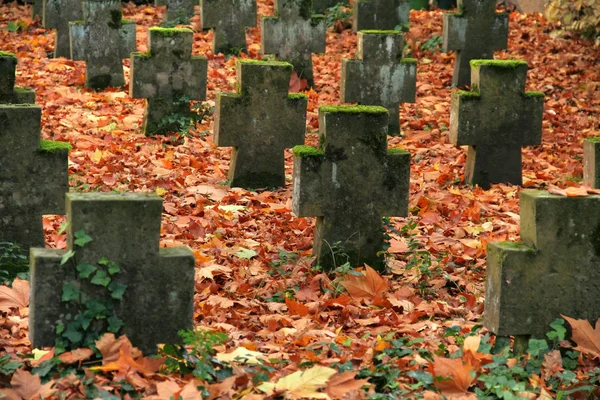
[[324, 3, 352, 32], [0, 242, 28, 283], [547, 0, 600, 44]]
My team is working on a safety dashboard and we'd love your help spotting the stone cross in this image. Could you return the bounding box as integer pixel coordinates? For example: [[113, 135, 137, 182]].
[[0, 105, 70, 257], [313, 0, 348, 13], [261, 0, 326, 87], [32, 0, 43, 20], [43, 0, 83, 58], [162, 0, 196, 24], [292, 105, 410, 270], [214, 60, 307, 189], [130, 28, 207, 136], [29, 193, 195, 355], [353, 0, 410, 32], [341, 31, 417, 136], [200, 0, 257, 56], [449, 60, 543, 189], [443, 0, 508, 87], [485, 190, 600, 344], [69, 0, 136, 90], [583, 138, 600, 188], [0, 53, 36, 104]]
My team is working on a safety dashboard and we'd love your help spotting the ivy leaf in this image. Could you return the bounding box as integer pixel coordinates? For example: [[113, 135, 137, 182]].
[[98, 256, 109, 266], [55, 323, 65, 335], [108, 281, 127, 300], [107, 315, 124, 333], [62, 323, 83, 344], [74, 230, 93, 247], [61, 283, 80, 302], [76, 262, 97, 279], [60, 250, 76, 265], [107, 262, 120, 275], [91, 270, 111, 287]]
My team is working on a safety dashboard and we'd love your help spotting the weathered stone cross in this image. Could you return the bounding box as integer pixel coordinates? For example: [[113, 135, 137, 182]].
[[43, 0, 83, 58], [70, 0, 136, 90], [292, 105, 410, 270], [584, 137, 600, 189], [200, 0, 257, 56], [313, 0, 348, 14], [0, 105, 70, 256], [261, 0, 326, 87], [0, 52, 36, 104], [449, 60, 543, 189], [30, 193, 195, 355], [353, 0, 410, 32], [214, 60, 307, 189], [341, 31, 417, 136], [130, 28, 207, 136], [486, 190, 600, 349], [162, 0, 196, 24], [443, 0, 508, 87]]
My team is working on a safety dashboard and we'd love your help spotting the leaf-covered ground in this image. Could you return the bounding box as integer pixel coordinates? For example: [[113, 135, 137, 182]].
[[1, 1, 600, 398]]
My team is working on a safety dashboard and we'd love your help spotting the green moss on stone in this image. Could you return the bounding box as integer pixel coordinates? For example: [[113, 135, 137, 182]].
[[524, 91, 544, 98], [39, 140, 72, 153], [239, 59, 291, 68], [132, 51, 152, 58], [455, 90, 481, 99], [470, 59, 527, 69], [70, 20, 84, 25], [388, 147, 409, 155], [360, 30, 402, 35], [108, 9, 123, 29], [14, 87, 32, 93], [288, 93, 308, 100], [497, 241, 533, 251], [402, 58, 417, 64], [150, 27, 192, 36], [0, 51, 17, 58], [293, 145, 324, 157], [320, 105, 388, 114], [122, 19, 134, 24], [586, 136, 600, 143]]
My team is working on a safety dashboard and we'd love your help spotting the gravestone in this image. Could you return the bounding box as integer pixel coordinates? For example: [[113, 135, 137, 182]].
[[0, 105, 70, 258], [0, 52, 36, 104], [443, 0, 508, 87], [341, 31, 417, 136], [214, 60, 307, 189], [485, 190, 600, 341], [200, 0, 257, 55], [261, 0, 326, 87], [163, 0, 196, 24], [583, 138, 600, 188], [32, 0, 43, 20], [29, 193, 195, 355], [43, 0, 84, 58], [292, 106, 410, 270], [449, 60, 543, 189], [353, 0, 410, 32], [69, 0, 136, 90], [314, 0, 348, 13], [130, 28, 207, 136]]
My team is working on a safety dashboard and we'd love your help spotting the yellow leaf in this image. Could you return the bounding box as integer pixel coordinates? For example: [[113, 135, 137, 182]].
[[215, 347, 268, 365], [156, 187, 168, 196], [91, 148, 104, 163], [259, 365, 337, 399]]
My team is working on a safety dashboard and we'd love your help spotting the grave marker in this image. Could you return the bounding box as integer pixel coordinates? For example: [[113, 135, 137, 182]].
[[69, 0, 136, 90], [214, 60, 307, 189], [30, 193, 195, 355], [443, 0, 508, 87], [485, 190, 600, 342], [292, 106, 410, 270], [449, 60, 543, 189], [0, 52, 36, 104], [313, 0, 348, 14], [43, 0, 83, 58], [200, 0, 257, 55], [130, 28, 207, 136], [583, 137, 600, 188], [261, 0, 326, 87], [163, 0, 196, 24], [341, 30, 416, 136], [32, 0, 43, 20], [0, 105, 70, 257], [353, 0, 410, 32]]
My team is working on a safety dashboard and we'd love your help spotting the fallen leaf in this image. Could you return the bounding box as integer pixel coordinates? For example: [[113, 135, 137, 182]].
[[326, 371, 371, 398], [562, 315, 600, 359], [259, 365, 337, 399], [432, 356, 476, 398], [0, 278, 30, 311], [340, 266, 389, 300], [215, 346, 268, 365]]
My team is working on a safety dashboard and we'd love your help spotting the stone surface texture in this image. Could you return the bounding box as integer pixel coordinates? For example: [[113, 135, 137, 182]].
[[29, 193, 195, 354], [341, 31, 416, 136], [130, 28, 207, 136], [583, 138, 600, 188], [0, 54, 36, 104], [214, 60, 307, 189], [163, 0, 196, 23], [0, 105, 69, 255], [512, 0, 546, 13], [200, 0, 257, 55], [449, 61, 543, 189], [43, 0, 83, 58], [32, 0, 43, 19], [70, 0, 136, 89], [292, 106, 410, 270], [443, 0, 508, 87], [353, 0, 410, 32], [261, 0, 326, 87], [313, 0, 348, 13], [485, 190, 600, 338]]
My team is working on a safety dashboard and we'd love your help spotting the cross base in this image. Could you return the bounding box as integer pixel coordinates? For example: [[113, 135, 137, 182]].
[[465, 145, 522, 189]]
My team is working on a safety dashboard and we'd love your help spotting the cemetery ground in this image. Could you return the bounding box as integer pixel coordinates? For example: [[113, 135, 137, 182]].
[[1, 1, 600, 399]]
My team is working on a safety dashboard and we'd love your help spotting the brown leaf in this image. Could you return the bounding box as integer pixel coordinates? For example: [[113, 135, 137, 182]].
[[96, 333, 142, 363], [58, 348, 94, 364], [285, 298, 310, 316], [432, 356, 477, 398], [326, 371, 371, 398], [562, 315, 600, 359], [541, 350, 564, 380], [10, 368, 41, 399], [0, 278, 30, 311], [340, 266, 389, 300]]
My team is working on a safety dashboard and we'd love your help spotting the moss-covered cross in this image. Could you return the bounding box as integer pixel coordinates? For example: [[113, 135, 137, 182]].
[[341, 31, 417, 136], [0, 53, 35, 104], [43, 0, 83, 58], [200, 0, 257, 55], [162, 0, 196, 24], [449, 60, 544, 189], [353, 0, 410, 32]]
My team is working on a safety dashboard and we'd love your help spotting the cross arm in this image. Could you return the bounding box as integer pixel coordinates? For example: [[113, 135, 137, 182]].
[[379, 149, 410, 215], [490, 14, 509, 51], [292, 146, 326, 218], [519, 94, 544, 145], [449, 91, 480, 146], [310, 16, 327, 53], [188, 57, 209, 101], [119, 21, 137, 59], [260, 16, 279, 55], [214, 93, 244, 147], [36, 143, 70, 215], [129, 53, 154, 99], [442, 13, 465, 52], [281, 94, 308, 148], [69, 22, 88, 60], [340, 59, 363, 103]]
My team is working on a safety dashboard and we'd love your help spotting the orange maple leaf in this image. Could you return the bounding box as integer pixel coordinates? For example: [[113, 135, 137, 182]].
[[432, 356, 477, 399], [340, 265, 389, 300], [285, 298, 310, 316], [91, 335, 164, 376], [0, 278, 29, 312], [326, 371, 371, 398], [562, 315, 600, 359]]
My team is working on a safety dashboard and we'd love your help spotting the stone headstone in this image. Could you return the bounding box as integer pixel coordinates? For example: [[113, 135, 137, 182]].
[[130, 28, 207, 136], [512, 0, 546, 13], [485, 190, 600, 339], [449, 60, 543, 189], [261, 0, 326, 87], [292, 106, 410, 270], [163, 0, 196, 24], [200, 0, 257, 56], [443, 0, 508, 87], [583, 138, 600, 188], [29, 192, 195, 355], [69, 0, 136, 90], [32, 0, 43, 20], [0, 105, 70, 256], [314, 0, 349, 13], [214, 60, 307, 189], [0, 53, 36, 104], [353, 0, 410, 32], [43, 0, 84, 58], [341, 31, 417, 136]]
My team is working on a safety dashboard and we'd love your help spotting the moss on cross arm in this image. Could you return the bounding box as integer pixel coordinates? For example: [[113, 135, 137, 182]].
[[524, 91, 544, 98], [150, 27, 192, 36], [360, 30, 403, 35], [14, 87, 33, 93], [0, 51, 17, 58], [455, 89, 481, 99], [239, 59, 293, 70], [586, 136, 600, 143], [470, 59, 527, 69], [388, 147, 409, 155], [319, 105, 388, 114], [132, 51, 152, 58], [288, 93, 308, 101], [401, 58, 417, 64], [293, 145, 324, 158], [39, 140, 72, 153]]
